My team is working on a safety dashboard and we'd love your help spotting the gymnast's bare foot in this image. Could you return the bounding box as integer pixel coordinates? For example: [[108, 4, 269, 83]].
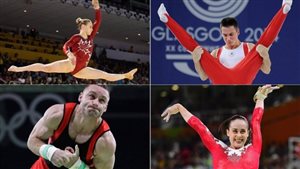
[[125, 68, 138, 80], [8, 65, 21, 72]]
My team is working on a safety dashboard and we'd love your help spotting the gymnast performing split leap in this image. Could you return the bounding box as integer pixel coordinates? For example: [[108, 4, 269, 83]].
[[8, 0, 137, 82], [158, 0, 293, 84], [162, 85, 280, 169]]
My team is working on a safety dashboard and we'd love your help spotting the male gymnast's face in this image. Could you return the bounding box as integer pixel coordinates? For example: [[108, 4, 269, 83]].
[[81, 22, 93, 36], [221, 26, 240, 47], [78, 85, 110, 118], [226, 119, 249, 149]]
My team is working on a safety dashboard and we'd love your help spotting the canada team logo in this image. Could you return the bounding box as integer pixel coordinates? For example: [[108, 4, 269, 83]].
[[183, 0, 249, 23]]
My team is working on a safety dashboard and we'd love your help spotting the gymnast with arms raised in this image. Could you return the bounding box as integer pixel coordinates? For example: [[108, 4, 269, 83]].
[[9, 0, 137, 82], [162, 85, 280, 169]]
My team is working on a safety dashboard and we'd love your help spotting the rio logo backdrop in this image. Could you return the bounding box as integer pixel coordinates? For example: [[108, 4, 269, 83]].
[[151, 0, 300, 84]]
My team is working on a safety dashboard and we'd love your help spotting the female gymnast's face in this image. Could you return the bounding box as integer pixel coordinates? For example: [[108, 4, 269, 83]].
[[221, 26, 240, 47], [226, 119, 249, 149], [81, 22, 93, 36]]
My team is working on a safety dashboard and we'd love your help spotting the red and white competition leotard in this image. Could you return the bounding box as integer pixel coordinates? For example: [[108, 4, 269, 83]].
[[187, 108, 264, 169], [63, 9, 101, 75], [165, 6, 288, 84]]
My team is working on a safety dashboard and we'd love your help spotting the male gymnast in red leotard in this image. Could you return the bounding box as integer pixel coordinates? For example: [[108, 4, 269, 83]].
[[28, 85, 115, 169], [158, 0, 293, 84]]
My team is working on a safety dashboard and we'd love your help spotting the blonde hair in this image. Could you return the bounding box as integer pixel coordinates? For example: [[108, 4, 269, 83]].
[[76, 17, 92, 30]]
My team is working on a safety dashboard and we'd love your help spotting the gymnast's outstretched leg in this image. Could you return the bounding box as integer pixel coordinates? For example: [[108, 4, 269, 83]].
[[237, 0, 293, 82], [73, 67, 138, 81], [256, 0, 292, 47], [158, 3, 227, 83], [8, 59, 75, 73]]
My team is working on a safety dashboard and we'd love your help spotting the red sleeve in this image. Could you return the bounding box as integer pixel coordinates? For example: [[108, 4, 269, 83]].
[[251, 107, 264, 153], [63, 35, 80, 55], [187, 116, 219, 152], [90, 9, 102, 39]]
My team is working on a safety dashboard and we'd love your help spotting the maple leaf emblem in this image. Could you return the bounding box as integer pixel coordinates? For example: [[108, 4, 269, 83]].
[[77, 39, 92, 55], [227, 153, 241, 162]]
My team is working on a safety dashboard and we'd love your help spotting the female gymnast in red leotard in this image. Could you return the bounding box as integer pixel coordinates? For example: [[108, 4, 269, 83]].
[[161, 85, 280, 169], [8, 0, 137, 82]]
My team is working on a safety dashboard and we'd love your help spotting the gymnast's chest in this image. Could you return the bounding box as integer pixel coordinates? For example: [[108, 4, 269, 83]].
[[214, 146, 259, 169], [73, 38, 93, 56], [219, 44, 245, 68], [68, 126, 94, 144]]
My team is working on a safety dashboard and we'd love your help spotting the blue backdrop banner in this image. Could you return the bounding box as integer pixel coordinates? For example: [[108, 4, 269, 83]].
[[151, 0, 300, 84]]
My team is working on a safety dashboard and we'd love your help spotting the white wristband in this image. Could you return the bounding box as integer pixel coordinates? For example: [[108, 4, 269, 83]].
[[69, 158, 81, 169], [39, 144, 59, 161]]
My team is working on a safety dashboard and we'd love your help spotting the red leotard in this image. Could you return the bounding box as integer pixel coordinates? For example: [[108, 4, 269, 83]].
[[165, 6, 288, 84], [31, 103, 110, 169], [63, 9, 101, 75], [187, 108, 263, 169]]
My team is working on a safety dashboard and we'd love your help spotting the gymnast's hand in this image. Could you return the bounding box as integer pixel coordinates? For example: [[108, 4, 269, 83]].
[[92, 0, 100, 10], [67, 52, 76, 65], [192, 46, 203, 62], [50, 148, 74, 167], [63, 145, 81, 168], [161, 103, 181, 122], [256, 44, 270, 59], [253, 84, 280, 102]]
